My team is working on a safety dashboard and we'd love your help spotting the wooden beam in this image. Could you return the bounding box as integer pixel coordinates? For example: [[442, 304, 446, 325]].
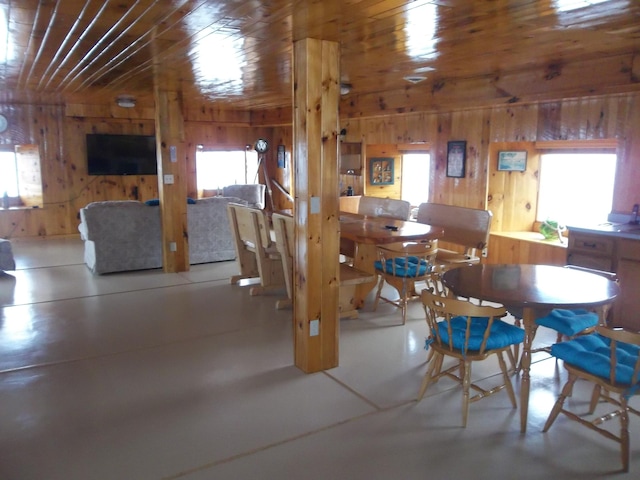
[[154, 88, 189, 273], [293, 38, 341, 373]]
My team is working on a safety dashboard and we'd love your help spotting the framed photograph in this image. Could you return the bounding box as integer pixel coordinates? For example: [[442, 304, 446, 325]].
[[370, 157, 394, 185], [277, 144, 285, 168], [446, 141, 466, 178], [497, 150, 527, 172]]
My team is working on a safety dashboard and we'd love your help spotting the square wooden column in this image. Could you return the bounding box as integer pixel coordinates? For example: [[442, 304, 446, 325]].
[[154, 88, 189, 273], [293, 38, 341, 372]]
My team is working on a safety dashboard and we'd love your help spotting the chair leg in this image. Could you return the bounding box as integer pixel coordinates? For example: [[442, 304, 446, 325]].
[[620, 396, 630, 473], [461, 360, 471, 427], [543, 373, 578, 432], [418, 352, 442, 400], [372, 276, 385, 311], [588, 384, 602, 414], [497, 352, 517, 408]]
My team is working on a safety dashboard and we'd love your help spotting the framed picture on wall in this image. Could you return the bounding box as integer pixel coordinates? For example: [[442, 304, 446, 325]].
[[446, 141, 466, 178], [497, 150, 527, 171], [370, 158, 394, 185]]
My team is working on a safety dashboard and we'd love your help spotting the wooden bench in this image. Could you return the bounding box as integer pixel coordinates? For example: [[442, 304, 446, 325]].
[[227, 203, 285, 295], [272, 212, 375, 317], [416, 203, 492, 269]]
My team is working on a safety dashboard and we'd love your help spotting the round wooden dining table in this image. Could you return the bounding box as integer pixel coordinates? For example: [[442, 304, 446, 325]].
[[442, 263, 620, 433]]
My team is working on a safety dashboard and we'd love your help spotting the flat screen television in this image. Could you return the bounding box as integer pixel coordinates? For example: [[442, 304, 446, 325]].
[[86, 134, 157, 175]]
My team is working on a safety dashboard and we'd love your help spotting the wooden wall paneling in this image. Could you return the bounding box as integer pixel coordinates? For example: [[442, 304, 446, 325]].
[[487, 233, 566, 266], [487, 141, 539, 232], [613, 94, 640, 213]]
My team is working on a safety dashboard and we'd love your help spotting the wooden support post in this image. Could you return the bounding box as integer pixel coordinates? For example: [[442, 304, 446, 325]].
[[154, 88, 189, 273], [293, 38, 341, 373]]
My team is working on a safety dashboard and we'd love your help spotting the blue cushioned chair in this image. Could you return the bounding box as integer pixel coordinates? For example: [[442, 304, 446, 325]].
[[418, 289, 525, 427], [512, 265, 618, 371], [543, 327, 640, 472], [373, 240, 438, 325]]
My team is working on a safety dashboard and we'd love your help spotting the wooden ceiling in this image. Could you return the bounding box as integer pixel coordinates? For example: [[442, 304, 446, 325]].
[[1, 0, 639, 114]]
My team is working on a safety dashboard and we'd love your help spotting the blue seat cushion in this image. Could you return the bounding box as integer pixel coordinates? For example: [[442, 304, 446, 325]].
[[535, 308, 598, 337], [551, 333, 640, 385], [374, 257, 431, 277], [436, 316, 525, 351]]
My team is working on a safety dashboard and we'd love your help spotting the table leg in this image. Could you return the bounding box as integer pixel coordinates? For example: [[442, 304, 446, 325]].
[[352, 243, 378, 308], [519, 307, 538, 433]]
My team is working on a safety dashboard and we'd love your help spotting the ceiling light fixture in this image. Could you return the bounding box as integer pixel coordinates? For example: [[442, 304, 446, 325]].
[[340, 83, 352, 95], [116, 95, 136, 108], [403, 76, 427, 84]]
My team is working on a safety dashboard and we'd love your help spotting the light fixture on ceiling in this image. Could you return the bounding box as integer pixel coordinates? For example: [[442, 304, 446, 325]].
[[340, 83, 352, 95], [403, 76, 427, 84], [116, 95, 136, 108]]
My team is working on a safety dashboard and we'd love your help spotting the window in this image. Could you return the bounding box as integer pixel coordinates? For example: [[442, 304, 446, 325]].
[[0, 149, 19, 197], [0, 144, 43, 208], [537, 153, 616, 226], [401, 153, 430, 207], [196, 148, 259, 193]]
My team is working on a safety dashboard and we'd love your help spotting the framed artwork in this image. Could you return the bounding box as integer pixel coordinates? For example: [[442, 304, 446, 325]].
[[277, 144, 286, 168], [497, 150, 527, 171], [370, 157, 394, 185], [446, 141, 466, 178]]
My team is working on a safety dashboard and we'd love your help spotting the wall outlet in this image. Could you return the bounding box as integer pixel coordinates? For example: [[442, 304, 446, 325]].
[[163, 174, 174, 184], [310, 319, 319, 336], [169, 242, 177, 252]]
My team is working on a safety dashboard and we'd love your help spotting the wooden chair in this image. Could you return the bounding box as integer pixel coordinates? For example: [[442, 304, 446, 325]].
[[226, 203, 285, 295], [416, 203, 492, 270], [543, 326, 640, 472], [272, 212, 375, 317], [373, 240, 438, 324], [417, 289, 525, 427]]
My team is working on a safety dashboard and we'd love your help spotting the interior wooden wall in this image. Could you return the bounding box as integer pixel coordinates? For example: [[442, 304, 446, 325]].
[[1, 92, 639, 238]]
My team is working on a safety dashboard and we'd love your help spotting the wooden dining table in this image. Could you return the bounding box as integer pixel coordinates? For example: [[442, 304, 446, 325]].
[[442, 263, 620, 433], [339, 212, 444, 308]]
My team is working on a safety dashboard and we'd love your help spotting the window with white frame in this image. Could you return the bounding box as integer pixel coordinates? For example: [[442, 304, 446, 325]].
[[537, 152, 616, 226], [195, 148, 259, 193]]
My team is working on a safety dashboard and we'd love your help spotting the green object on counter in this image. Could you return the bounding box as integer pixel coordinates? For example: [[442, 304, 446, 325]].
[[540, 220, 565, 240]]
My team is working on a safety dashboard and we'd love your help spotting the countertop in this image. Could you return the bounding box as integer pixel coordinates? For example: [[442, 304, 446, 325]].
[[568, 222, 640, 240]]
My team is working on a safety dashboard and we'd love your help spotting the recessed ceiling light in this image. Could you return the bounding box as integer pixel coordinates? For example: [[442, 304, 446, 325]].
[[414, 66, 435, 74], [403, 76, 427, 84]]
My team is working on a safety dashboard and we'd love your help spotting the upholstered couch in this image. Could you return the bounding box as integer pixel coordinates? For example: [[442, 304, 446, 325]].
[[0, 238, 15, 271], [78, 197, 247, 274]]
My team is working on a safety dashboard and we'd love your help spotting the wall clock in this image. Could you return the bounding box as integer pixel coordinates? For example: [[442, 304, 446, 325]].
[[255, 138, 269, 153], [0, 114, 8, 133]]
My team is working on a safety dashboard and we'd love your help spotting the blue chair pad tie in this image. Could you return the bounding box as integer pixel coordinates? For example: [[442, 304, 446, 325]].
[[551, 333, 640, 385], [436, 316, 525, 351], [535, 308, 598, 337]]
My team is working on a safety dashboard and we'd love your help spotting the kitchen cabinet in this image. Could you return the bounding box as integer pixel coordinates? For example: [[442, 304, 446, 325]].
[[567, 230, 640, 331]]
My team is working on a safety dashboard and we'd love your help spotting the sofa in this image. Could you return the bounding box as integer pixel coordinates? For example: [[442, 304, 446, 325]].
[[0, 238, 15, 271], [78, 196, 247, 274]]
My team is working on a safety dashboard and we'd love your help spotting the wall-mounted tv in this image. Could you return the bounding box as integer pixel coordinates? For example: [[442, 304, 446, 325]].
[[86, 134, 157, 175]]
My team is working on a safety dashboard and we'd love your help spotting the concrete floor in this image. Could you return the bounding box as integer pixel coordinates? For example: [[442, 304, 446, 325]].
[[0, 236, 638, 479]]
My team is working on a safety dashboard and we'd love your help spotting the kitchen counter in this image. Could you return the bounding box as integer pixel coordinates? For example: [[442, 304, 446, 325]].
[[568, 222, 640, 240]]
